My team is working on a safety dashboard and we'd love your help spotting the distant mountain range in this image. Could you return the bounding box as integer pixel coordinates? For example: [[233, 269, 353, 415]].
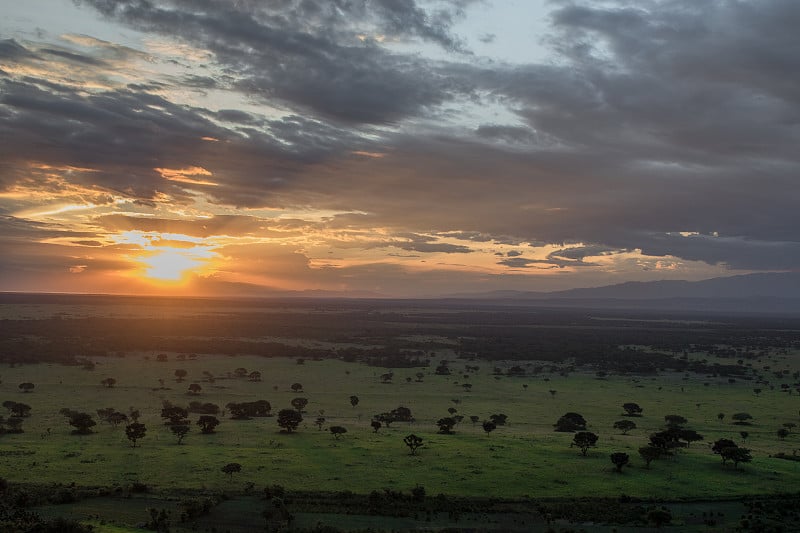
[[445, 272, 800, 313]]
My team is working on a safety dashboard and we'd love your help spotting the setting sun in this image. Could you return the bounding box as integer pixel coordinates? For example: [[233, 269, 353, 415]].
[[140, 247, 210, 282]]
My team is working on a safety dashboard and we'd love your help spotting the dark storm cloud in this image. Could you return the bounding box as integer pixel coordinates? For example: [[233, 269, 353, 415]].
[[77, 0, 474, 124]]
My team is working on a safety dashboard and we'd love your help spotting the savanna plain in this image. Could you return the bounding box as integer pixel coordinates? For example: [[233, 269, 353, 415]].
[[1, 294, 799, 532]]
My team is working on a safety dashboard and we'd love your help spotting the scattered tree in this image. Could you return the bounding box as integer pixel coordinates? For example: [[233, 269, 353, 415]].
[[664, 414, 687, 428], [290, 382, 303, 393], [613, 420, 636, 435], [174, 369, 188, 382], [188, 384, 202, 395], [482, 420, 496, 436], [371, 420, 382, 433], [470, 415, 480, 425], [554, 412, 586, 432], [489, 413, 507, 426], [277, 409, 302, 433], [248, 371, 262, 382], [291, 397, 308, 413], [125, 422, 147, 447], [349, 395, 359, 408], [740, 430, 749, 443], [330, 426, 347, 439], [638, 446, 662, 468], [222, 462, 242, 478], [18, 383, 34, 393], [171, 424, 190, 444], [403, 434, 424, 455], [720, 446, 752, 468], [65, 411, 96, 435], [777, 427, 790, 440], [437, 417, 456, 434], [732, 412, 753, 425], [610, 452, 629, 472], [196, 415, 220, 434], [571, 431, 599, 456], [717, 412, 725, 422], [622, 402, 643, 417], [100, 377, 117, 388]]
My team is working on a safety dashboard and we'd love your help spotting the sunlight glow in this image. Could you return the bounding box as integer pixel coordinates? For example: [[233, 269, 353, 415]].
[[142, 247, 210, 281]]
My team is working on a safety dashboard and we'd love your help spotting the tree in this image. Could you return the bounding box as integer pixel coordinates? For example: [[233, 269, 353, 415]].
[[100, 377, 116, 388], [349, 395, 359, 408], [437, 417, 456, 434], [403, 434, 424, 455], [196, 415, 220, 434], [248, 371, 262, 382], [277, 409, 302, 433], [315, 416, 325, 430], [470, 415, 480, 425], [291, 397, 308, 413], [380, 372, 394, 384], [171, 424, 190, 444], [721, 446, 752, 468], [330, 426, 347, 439], [447, 407, 458, 416], [777, 428, 790, 440], [739, 430, 749, 443], [482, 420, 496, 435], [174, 369, 187, 382], [732, 412, 753, 425], [489, 413, 507, 426], [638, 446, 662, 468], [664, 414, 687, 428], [613, 420, 636, 435], [161, 404, 189, 426], [678, 428, 704, 447], [712, 438, 737, 455], [291, 382, 303, 393], [622, 402, 643, 417], [125, 422, 147, 447], [549, 389, 557, 399], [571, 431, 598, 456], [234, 368, 248, 378], [554, 412, 586, 432], [371, 420, 382, 433], [66, 412, 96, 435], [18, 382, 34, 393], [610, 452, 629, 472], [221, 462, 242, 478], [717, 412, 725, 422], [188, 384, 202, 395], [7, 402, 31, 418], [415, 372, 425, 382]]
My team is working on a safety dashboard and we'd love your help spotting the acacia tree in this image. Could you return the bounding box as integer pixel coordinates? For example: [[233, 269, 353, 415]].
[[291, 397, 308, 413], [638, 446, 662, 469], [613, 420, 636, 435], [403, 434, 424, 455], [482, 420, 496, 436], [277, 409, 302, 433], [125, 422, 147, 447], [436, 417, 456, 434], [610, 452, 629, 472], [171, 424, 190, 444], [622, 402, 643, 417], [554, 412, 586, 432], [291, 382, 303, 393], [371, 420, 382, 433], [174, 369, 188, 382], [732, 412, 753, 425], [330, 426, 347, 439], [101, 377, 117, 388], [571, 431, 599, 456], [222, 462, 242, 479], [349, 395, 359, 408], [65, 411, 96, 435], [18, 383, 34, 393], [197, 415, 220, 434], [188, 384, 202, 395]]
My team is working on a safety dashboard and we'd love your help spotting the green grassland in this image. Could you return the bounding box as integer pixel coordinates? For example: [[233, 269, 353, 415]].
[[2, 351, 799, 501]]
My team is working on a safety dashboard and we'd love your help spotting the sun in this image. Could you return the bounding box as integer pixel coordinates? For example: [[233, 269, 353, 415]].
[[142, 247, 207, 282]]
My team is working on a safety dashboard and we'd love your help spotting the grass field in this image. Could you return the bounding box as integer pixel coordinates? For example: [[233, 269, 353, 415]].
[[2, 351, 799, 501]]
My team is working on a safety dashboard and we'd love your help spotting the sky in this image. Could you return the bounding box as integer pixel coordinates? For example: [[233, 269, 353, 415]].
[[1, 0, 798, 298]]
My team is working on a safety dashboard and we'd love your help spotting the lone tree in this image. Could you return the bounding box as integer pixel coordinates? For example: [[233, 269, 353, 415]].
[[291, 397, 308, 413], [610, 452, 629, 472], [717, 413, 725, 422], [664, 414, 687, 428], [371, 420, 382, 433], [482, 420, 497, 436], [554, 412, 586, 432], [125, 422, 147, 447], [732, 412, 753, 425], [188, 384, 202, 395], [571, 431, 599, 456], [222, 462, 242, 479], [248, 371, 262, 382], [171, 424, 190, 444], [349, 395, 359, 408], [330, 426, 347, 439], [196, 415, 220, 434], [277, 409, 302, 433], [638, 445, 663, 469], [740, 430, 749, 443], [613, 420, 636, 435], [174, 369, 188, 382], [403, 434, 424, 455], [18, 382, 35, 393], [290, 382, 303, 393], [101, 377, 117, 388], [622, 402, 643, 417]]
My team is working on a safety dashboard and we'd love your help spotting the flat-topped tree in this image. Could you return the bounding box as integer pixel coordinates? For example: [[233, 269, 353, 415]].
[[66, 411, 96, 435], [188, 384, 202, 395], [664, 414, 687, 428], [18, 382, 34, 393], [222, 462, 242, 479], [622, 402, 643, 417], [100, 377, 116, 388], [482, 420, 496, 435], [174, 369, 187, 382], [437, 417, 456, 434], [613, 420, 636, 435], [349, 395, 359, 408], [291, 382, 303, 393], [291, 397, 308, 413], [330, 426, 347, 439], [732, 412, 753, 425], [554, 412, 586, 432], [610, 452, 629, 472]]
